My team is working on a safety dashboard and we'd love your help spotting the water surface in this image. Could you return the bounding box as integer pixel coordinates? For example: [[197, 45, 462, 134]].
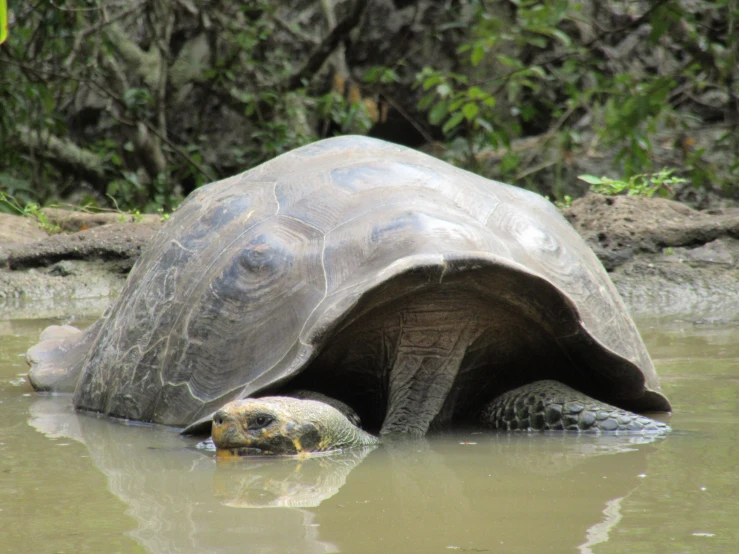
[[0, 308, 736, 553]]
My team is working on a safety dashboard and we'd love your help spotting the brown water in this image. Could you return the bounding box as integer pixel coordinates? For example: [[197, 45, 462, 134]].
[[1, 309, 737, 554]]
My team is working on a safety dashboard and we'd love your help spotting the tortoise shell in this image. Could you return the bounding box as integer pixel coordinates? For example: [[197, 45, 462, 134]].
[[27, 136, 670, 428]]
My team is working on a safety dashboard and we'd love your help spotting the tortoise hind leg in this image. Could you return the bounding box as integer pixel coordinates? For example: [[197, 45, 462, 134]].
[[480, 380, 670, 433], [26, 319, 103, 392]]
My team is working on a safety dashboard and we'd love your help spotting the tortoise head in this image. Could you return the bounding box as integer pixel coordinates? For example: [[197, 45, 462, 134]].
[[211, 396, 343, 456]]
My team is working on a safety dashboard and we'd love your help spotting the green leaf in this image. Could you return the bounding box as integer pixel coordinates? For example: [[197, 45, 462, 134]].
[[442, 112, 465, 134], [549, 29, 571, 46], [381, 69, 400, 84], [0, 0, 8, 45], [428, 101, 449, 125], [449, 98, 466, 111], [363, 66, 381, 83], [577, 175, 603, 185], [468, 86, 484, 100], [436, 83, 452, 98], [423, 75, 442, 90], [462, 103, 479, 121], [418, 94, 435, 110], [520, 104, 536, 122], [526, 66, 547, 79], [500, 153, 520, 174], [649, 5, 681, 43], [497, 54, 520, 68], [471, 43, 485, 67], [526, 36, 547, 48]]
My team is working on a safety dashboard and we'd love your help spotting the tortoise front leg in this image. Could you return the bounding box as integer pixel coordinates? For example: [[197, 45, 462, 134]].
[[380, 314, 480, 436], [480, 380, 670, 433]]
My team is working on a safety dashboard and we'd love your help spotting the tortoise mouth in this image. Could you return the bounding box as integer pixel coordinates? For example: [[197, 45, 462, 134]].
[[211, 418, 246, 449], [213, 427, 295, 455], [216, 446, 265, 458]]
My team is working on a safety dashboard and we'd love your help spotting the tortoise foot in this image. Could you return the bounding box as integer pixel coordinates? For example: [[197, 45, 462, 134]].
[[480, 380, 670, 434]]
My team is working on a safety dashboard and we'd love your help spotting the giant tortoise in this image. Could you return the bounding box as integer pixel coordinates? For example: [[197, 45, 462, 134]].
[[27, 136, 671, 455]]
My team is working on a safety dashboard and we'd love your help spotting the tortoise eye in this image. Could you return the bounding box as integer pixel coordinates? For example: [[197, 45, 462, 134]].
[[251, 414, 273, 429]]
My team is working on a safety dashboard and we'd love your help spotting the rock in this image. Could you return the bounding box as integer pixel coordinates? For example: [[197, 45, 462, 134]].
[[48, 260, 82, 277], [6, 221, 160, 271], [564, 194, 739, 321], [0, 213, 162, 312], [0, 213, 49, 260], [563, 193, 739, 270], [670, 239, 735, 266], [0, 260, 128, 301]]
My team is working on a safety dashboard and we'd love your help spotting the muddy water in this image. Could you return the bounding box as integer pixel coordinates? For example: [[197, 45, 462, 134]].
[[1, 308, 737, 553]]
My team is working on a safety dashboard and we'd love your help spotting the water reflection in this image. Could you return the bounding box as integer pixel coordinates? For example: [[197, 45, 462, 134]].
[[29, 396, 338, 553], [28, 395, 666, 553], [310, 435, 662, 553], [213, 447, 375, 508]]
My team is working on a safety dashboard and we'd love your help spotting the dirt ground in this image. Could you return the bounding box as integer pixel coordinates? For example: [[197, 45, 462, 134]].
[[2, 195, 738, 321]]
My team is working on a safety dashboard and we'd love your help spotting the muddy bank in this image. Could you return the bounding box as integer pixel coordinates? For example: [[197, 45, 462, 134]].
[[563, 195, 739, 321], [2, 197, 739, 321], [0, 211, 160, 319]]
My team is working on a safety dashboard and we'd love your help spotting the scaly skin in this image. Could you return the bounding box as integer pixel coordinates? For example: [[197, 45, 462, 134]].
[[480, 380, 670, 433], [211, 396, 379, 457]]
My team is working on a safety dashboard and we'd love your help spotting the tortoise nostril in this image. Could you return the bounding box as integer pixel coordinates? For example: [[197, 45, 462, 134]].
[[213, 411, 226, 426]]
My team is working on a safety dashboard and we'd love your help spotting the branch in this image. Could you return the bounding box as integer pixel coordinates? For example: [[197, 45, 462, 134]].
[[381, 94, 434, 144], [485, 0, 674, 94], [273, 14, 319, 45], [149, 0, 174, 167], [64, 3, 146, 68], [104, 22, 161, 89], [0, 56, 214, 183], [670, 19, 723, 76], [15, 125, 107, 185], [286, 0, 368, 90], [320, 0, 351, 84]]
